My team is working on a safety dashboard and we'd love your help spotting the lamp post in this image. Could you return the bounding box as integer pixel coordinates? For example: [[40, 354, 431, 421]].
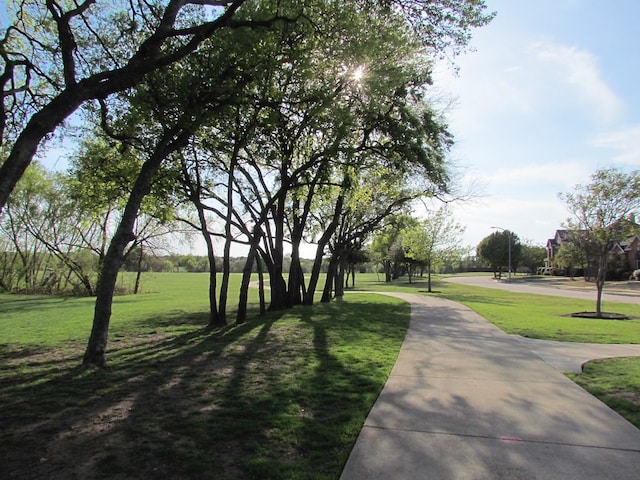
[[491, 226, 511, 282]]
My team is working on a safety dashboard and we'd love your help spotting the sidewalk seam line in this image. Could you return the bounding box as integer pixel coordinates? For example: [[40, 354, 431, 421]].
[[363, 425, 640, 454]]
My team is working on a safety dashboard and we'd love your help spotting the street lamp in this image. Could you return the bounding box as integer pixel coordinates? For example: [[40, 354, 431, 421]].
[[491, 226, 511, 282]]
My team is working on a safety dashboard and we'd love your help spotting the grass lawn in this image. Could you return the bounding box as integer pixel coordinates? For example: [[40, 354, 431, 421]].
[[0, 273, 409, 479], [354, 273, 640, 343], [2, 271, 640, 479], [567, 358, 640, 428]]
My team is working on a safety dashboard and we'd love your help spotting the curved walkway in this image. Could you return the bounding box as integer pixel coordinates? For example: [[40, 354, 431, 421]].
[[443, 275, 640, 373], [340, 293, 640, 480]]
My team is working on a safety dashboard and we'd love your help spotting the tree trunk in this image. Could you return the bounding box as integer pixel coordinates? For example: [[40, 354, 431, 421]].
[[195, 205, 220, 327], [321, 258, 337, 303], [186, 165, 221, 327], [219, 151, 239, 324], [335, 261, 345, 298], [257, 255, 266, 315], [287, 179, 317, 305], [303, 195, 344, 305], [0, 91, 86, 211], [84, 224, 135, 367], [595, 254, 608, 317], [134, 245, 143, 294], [83, 131, 190, 367], [218, 239, 231, 324], [304, 243, 327, 306], [287, 239, 304, 306], [392, 261, 401, 280], [236, 245, 256, 324], [206, 245, 220, 327], [269, 270, 289, 310], [427, 262, 433, 293]]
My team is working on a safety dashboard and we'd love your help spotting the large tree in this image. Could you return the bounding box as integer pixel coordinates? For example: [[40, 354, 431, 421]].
[[551, 233, 595, 279], [477, 229, 522, 279], [0, 163, 60, 292], [188, 0, 459, 310], [370, 214, 416, 282], [559, 167, 640, 317], [0, 0, 493, 211], [0, 0, 258, 209], [518, 240, 547, 276], [2, 0, 493, 366], [82, 26, 257, 365]]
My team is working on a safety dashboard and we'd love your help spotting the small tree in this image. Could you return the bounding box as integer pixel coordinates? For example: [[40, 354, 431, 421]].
[[370, 215, 417, 282], [552, 234, 595, 280], [402, 205, 465, 292], [519, 241, 547, 275], [559, 167, 640, 317]]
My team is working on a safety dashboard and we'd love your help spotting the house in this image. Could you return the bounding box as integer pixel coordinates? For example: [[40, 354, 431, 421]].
[[545, 229, 574, 267], [611, 236, 640, 271], [545, 228, 640, 276]]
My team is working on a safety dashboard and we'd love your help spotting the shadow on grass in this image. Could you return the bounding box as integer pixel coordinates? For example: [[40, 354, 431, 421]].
[[0, 297, 408, 480], [0, 294, 94, 314]]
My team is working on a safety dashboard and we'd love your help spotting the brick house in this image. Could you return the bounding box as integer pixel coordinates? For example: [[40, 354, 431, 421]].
[[545, 230, 573, 266], [545, 229, 640, 276], [611, 236, 640, 271]]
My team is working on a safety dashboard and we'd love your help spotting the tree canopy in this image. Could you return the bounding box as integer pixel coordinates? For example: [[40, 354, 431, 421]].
[[477, 229, 522, 278], [1, 0, 495, 367], [0, 0, 494, 210]]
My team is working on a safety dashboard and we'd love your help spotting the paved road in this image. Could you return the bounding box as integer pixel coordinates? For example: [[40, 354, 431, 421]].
[[443, 275, 640, 305], [340, 294, 640, 480]]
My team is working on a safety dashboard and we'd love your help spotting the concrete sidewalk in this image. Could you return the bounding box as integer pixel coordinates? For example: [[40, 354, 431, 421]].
[[340, 294, 640, 480]]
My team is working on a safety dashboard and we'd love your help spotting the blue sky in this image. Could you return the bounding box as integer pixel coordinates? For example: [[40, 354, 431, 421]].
[[4, 1, 638, 256], [432, 0, 640, 249]]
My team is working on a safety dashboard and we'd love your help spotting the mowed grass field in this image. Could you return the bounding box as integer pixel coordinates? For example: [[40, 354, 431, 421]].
[[1, 271, 639, 479], [0, 273, 410, 479]]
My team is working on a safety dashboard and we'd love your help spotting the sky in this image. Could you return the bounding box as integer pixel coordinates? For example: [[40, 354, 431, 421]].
[[431, 0, 640, 250], [4, 1, 639, 257]]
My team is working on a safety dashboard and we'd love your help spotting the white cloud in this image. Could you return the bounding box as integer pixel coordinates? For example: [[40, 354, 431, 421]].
[[451, 195, 569, 247], [532, 40, 624, 122], [431, 14, 636, 249], [591, 125, 640, 165], [435, 36, 625, 142], [471, 162, 589, 188]]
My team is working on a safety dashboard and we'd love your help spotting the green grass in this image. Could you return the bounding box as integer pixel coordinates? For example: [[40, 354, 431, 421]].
[[355, 273, 640, 343], [2, 271, 640, 478], [0, 273, 216, 346], [568, 358, 640, 428], [435, 280, 640, 343], [0, 273, 409, 479]]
